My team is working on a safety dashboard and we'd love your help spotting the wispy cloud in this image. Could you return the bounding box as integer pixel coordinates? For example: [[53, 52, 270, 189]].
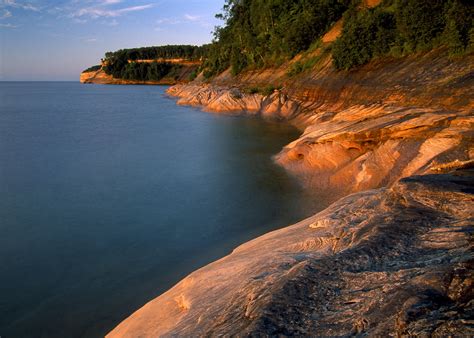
[[0, 22, 18, 27], [71, 4, 153, 19], [1, 0, 40, 12], [154, 16, 180, 31], [156, 17, 181, 25], [0, 8, 11, 18], [184, 14, 200, 21], [82, 37, 98, 42], [155, 13, 210, 31], [184, 13, 212, 28]]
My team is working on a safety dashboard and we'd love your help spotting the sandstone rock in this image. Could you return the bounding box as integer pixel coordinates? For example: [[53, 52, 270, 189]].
[[108, 171, 473, 337], [167, 84, 473, 204], [109, 48, 473, 336]]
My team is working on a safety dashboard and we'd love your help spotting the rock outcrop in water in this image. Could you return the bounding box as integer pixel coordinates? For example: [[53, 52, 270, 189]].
[[167, 72, 473, 204], [104, 43, 474, 336], [109, 169, 473, 337]]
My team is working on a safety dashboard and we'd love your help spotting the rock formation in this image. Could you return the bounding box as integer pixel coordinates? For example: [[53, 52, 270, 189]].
[[109, 169, 473, 336], [108, 43, 473, 337], [166, 49, 473, 203]]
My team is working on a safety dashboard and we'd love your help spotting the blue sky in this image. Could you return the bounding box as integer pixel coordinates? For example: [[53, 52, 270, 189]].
[[0, 0, 224, 80]]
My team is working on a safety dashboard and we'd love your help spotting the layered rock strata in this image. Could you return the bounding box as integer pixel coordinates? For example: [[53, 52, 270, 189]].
[[109, 169, 473, 336], [168, 83, 473, 203], [109, 49, 473, 335]]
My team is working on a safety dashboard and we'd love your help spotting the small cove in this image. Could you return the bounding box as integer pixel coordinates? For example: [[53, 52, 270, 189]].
[[0, 82, 322, 337]]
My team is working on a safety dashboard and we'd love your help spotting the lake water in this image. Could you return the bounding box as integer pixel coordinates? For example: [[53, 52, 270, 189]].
[[0, 82, 319, 337]]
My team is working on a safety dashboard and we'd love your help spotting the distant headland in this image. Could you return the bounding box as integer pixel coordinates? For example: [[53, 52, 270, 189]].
[[81, 0, 474, 335]]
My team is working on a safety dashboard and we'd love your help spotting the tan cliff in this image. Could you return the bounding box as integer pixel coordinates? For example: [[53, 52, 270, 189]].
[[166, 49, 473, 203], [169, 84, 472, 203], [108, 45, 473, 336], [74, 14, 473, 331]]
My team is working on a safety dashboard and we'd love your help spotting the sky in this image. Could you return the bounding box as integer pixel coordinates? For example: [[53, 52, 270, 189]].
[[0, 0, 224, 80]]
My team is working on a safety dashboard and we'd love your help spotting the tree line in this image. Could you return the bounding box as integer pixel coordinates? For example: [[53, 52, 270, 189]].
[[332, 0, 474, 70], [101, 45, 205, 81], [82, 65, 101, 73], [203, 0, 473, 74], [88, 0, 473, 80], [105, 62, 181, 81], [104, 45, 208, 62], [202, 0, 351, 77]]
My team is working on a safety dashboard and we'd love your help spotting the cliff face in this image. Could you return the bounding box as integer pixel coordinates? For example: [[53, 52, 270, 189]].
[[167, 50, 473, 203], [109, 169, 473, 337], [109, 48, 473, 336], [205, 49, 473, 111], [275, 106, 472, 202], [80, 68, 118, 84]]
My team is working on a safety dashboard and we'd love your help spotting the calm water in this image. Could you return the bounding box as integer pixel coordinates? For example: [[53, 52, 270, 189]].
[[0, 82, 319, 337]]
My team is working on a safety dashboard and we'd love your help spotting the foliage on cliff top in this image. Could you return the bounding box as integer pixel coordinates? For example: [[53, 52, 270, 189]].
[[82, 65, 101, 73], [103, 61, 183, 82], [104, 45, 208, 62], [91, 0, 473, 80], [102, 45, 205, 81], [333, 0, 474, 70], [200, 0, 473, 76], [202, 0, 351, 78]]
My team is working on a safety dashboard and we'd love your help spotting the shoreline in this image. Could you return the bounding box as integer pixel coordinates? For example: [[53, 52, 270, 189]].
[[166, 82, 473, 203], [108, 77, 473, 335]]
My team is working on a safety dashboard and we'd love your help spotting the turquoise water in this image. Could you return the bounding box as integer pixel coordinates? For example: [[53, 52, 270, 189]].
[[0, 82, 318, 337]]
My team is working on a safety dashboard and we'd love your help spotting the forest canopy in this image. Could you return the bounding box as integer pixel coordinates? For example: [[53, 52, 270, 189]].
[[332, 0, 474, 70], [101, 45, 206, 81], [202, 0, 473, 74], [202, 0, 351, 77], [82, 65, 101, 73], [104, 45, 208, 62], [92, 0, 473, 79], [104, 62, 182, 81]]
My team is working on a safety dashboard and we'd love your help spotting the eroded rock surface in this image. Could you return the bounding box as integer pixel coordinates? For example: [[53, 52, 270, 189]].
[[276, 106, 473, 202], [110, 48, 473, 336], [109, 170, 473, 337], [168, 84, 473, 203]]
